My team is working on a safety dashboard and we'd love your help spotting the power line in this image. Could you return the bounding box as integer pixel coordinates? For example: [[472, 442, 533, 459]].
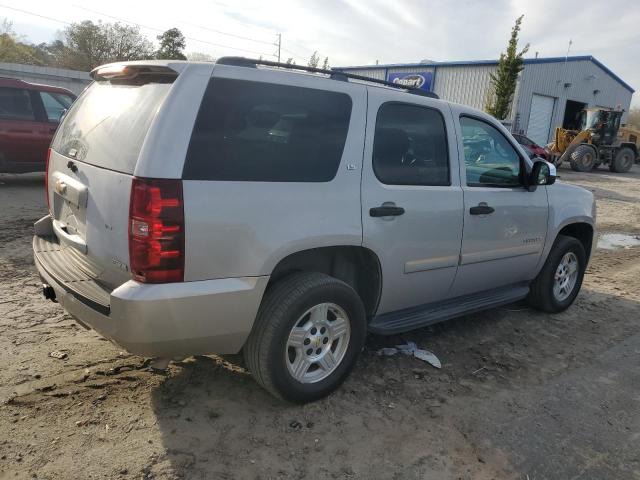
[[0, 4, 71, 26], [280, 46, 307, 62], [70, 4, 276, 57], [180, 20, 274, 46]]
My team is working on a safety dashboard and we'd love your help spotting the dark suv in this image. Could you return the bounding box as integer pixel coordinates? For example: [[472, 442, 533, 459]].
[[0, 78, 76, 173]]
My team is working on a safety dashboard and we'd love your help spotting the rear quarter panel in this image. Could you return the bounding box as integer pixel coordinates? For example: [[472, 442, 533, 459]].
[[135, 63, 215, 179], [182, 66, 367, 280]]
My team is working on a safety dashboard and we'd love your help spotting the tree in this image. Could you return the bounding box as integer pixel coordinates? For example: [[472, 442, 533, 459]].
[[628, 107, 640, 129], [156, 28, 186, 60], [187, 51, 214, 62], [285, 57, 295, 65], [55, 20, 154, 70], [0, 19, 43, 64], [321, 57, 330, 70], [485, 15, 529, 120], [307, 51, 319, 68]]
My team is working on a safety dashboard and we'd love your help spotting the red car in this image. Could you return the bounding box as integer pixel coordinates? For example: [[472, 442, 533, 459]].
[[0, 78, 76, 173], [512, 133, 549, 160]]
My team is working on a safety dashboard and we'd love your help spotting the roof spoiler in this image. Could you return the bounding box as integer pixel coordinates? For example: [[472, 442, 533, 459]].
[[90, 64, 179, 81]]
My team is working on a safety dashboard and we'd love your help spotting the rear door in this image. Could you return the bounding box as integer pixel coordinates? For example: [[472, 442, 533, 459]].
[[361, 90, 464, 314], [450, 111, 548, 297], [47, 63, 210, 289], [0, 86, 46, 171]]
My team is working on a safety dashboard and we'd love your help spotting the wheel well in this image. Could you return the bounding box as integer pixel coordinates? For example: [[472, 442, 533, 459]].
[[269, 246, 382, 317], [558, 223, 594, 261]]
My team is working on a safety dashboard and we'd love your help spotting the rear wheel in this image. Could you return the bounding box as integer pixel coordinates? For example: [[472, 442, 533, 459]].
[[528, 235, 586, 313], [609, 147, 634, 173], [243, 272, 366, 403], [569, 145, 596, 172]]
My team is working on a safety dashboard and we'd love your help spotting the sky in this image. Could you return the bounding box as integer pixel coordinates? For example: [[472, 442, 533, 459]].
[[2, 0, 638, 105]]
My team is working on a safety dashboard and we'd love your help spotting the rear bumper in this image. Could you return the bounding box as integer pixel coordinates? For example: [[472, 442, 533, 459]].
[[33, 218, 268, 357]]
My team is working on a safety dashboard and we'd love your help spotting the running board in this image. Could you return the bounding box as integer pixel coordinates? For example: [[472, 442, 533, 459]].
[[368, 283, 530, 335]]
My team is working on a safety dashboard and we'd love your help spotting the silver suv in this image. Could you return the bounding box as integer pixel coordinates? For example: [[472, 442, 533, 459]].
[[34, 58, 596, 402]]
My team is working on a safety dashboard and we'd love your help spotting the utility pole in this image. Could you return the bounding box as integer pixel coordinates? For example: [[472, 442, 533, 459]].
[[276, 33, 281, 62]]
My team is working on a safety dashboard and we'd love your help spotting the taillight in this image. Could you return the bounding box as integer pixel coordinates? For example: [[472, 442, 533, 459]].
[[129, 178, 184, 283], [45, 148, 51, 214]]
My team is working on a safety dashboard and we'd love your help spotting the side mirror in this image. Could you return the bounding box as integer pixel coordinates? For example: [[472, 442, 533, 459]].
[[528, 160, 556, 191]]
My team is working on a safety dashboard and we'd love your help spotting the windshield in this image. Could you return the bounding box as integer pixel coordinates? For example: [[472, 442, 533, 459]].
[[51, 80, 173, 174]]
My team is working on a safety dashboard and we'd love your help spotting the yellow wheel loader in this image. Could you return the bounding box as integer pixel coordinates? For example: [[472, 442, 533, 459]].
[[548, 108, 639, 173]]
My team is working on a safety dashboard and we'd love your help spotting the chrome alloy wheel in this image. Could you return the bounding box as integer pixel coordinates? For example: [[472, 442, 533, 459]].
[[553, 252, 579, 301], [285, 303, 351, 383]]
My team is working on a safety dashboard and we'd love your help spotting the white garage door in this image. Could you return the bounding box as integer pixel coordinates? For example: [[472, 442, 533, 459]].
[[527, 94, 555, 145]]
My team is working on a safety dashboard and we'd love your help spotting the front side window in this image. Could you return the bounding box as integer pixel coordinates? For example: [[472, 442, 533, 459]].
[[373, 103, 449, 186], [461, 116, 522, 187], [40, 91, 74, 122], [0, 87, 35, 121], [184, 78, 353, 182]]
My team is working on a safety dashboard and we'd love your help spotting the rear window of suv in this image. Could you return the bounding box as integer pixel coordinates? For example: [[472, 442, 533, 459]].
[[183, 78, 353, 182], [51, 79, 173, 174]]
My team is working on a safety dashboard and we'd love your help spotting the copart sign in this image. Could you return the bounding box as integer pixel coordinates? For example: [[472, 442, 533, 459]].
[[387, 71, 433, 91]]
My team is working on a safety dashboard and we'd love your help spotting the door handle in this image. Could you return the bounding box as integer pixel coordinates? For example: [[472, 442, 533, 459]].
[[469, 204, 495, 215], [369, 205, 405, 217]]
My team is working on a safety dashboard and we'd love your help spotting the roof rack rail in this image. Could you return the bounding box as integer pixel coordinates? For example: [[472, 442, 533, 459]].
[[216, 56, 439, 99]]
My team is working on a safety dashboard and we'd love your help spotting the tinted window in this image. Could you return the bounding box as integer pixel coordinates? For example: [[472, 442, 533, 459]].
[[183, 78, 352, 182], [40, 91, 74, 122], [461, 116, 522, 187], [51, 80, 172, 174], [373, 103, 449, 186], [0, 88, 35, 121]]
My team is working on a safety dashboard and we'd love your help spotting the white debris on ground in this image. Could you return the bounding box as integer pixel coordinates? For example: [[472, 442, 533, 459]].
[[377, 341, 442, 368], [597, 233, 640, 250]]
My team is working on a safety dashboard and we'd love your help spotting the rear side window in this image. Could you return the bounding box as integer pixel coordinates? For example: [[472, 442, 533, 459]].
[[373, 103, 450, 186], [40, 91, 75, 122], [0, 87, 36, 121], [183, 78, 353, 182], [51, 80, 173, 174]]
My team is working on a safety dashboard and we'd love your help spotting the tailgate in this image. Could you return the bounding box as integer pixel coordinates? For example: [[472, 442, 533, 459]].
[[46, 66, 179, 290], [47, 149, 133, 289]]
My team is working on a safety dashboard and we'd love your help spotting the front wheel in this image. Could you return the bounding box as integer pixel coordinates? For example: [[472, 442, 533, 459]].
[[569, 145, 596, 172], [528, 235, 587, 313], [243, 272, 366, 403]]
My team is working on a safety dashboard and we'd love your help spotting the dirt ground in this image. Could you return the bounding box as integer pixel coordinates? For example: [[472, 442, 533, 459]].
[[1, 165, 639, 480]]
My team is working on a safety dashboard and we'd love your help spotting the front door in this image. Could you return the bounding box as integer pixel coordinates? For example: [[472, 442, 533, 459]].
[[450, 112, 548, 297], [361, 91, 464, 315]]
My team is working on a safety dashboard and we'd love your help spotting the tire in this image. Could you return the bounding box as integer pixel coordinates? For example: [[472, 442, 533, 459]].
[[243, 272, 366, 403], [609, 147, 634, 173], [569, 145, 596, 172], [528, 235, 586, 313]]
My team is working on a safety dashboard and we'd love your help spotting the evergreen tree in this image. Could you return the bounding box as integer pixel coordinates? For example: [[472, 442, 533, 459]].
[[307, 51, 319, 68], [485, 15, 529, 120], [156, 28, 187, 60]]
